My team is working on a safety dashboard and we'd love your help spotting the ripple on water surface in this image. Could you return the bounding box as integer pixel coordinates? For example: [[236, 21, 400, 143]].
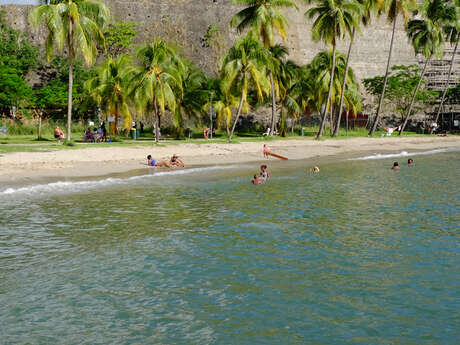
[[0, 151, 459, 344]]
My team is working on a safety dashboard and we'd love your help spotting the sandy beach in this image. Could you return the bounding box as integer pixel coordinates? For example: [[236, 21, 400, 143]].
[[1, 136, 459, 184]]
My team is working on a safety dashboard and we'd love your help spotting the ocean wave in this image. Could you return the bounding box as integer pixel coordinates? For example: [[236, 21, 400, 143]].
[[0, 165, 244, 197], [350, 148, 457, 161]]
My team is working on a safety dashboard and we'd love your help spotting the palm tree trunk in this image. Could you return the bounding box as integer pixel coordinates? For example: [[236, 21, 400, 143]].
[[329, 104, 334, 136], [399, 57, 430, 135], [432, 34, 459, 133], [229, 94, 245, 143], [154, 101, 160, 144], [269, 71, 276, 136], [334, 28, 355, 137], [37, 110, 42, 140], [369, 18, 397, 136], [316, 44, 336, 139], [67, 17, 74, 142]]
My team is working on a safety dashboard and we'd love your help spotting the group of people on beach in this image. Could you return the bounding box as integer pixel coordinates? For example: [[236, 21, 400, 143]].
[[147, 154, 185, 168], [392, 159, 415, 170], [84, 122, 107, 142]]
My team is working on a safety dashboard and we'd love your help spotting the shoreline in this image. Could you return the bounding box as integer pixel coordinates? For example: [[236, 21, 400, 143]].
[[1, 136, 459, 186]]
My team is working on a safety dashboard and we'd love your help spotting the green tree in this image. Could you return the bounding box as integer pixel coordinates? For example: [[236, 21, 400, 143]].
[[400, 0, 446, 135], [130, 40, 183, 143], [221, 37, 270, 142], [0, 10, 39, 77], [85, 55, 135, 134], [231, 0, 298, 136], [304, 0, 361, 139], [0, 65, 33, 113], [364, 65, 437, 123], [29, 0, 110, 141], [104, 21, 137, 57], [368, 0, 417, 135]]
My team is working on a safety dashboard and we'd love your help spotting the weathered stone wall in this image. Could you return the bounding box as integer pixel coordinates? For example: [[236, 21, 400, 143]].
[[1, 1, 419, 80]]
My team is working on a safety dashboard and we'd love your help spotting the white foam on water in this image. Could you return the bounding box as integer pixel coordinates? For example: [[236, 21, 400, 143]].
[[0, 165, 245, 197], [349, 148, 456, 161]]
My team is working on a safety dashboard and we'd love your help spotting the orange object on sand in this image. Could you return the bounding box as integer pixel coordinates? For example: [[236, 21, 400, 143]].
[[266, 151, 288, 160]]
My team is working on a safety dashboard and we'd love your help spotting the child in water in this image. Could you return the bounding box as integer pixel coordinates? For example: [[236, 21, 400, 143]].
[[260, 165, 270, 182], [309, 166, 320, 173], [392, 162, 400, 170], [408, 158, 414, 166], [251, 174, 263, 185]]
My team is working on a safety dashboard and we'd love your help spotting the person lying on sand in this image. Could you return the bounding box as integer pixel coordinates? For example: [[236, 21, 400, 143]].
[[170, 154, 185, 167], [392, 162, 400, 170], [147, 155, 172, 168], [252, 174, 263, 185]]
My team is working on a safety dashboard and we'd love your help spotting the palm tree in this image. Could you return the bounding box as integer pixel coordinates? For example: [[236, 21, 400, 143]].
[[432, 0, 459, 132], [399, 0, 446, 135], [29, 0, 110, 141], [334, 0, 385, 136], [368, 0, 417, 136], [304, 0, 361, 139], [85, 55, 134, 134], [221, 37, 270, 142], [130, 41, 183, 143], [231, 0, 298, 136], [174, 60, 209, 138]]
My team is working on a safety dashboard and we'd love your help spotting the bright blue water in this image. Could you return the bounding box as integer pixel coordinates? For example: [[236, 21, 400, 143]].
[[1, 150, 459, 344]]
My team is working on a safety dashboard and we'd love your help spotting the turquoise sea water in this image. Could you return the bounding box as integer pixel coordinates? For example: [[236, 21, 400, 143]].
[[1, 149, 459, 344]]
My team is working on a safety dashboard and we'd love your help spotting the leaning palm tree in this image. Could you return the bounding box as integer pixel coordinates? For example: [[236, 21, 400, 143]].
[[334, 0, 385, 136], [432, 0, 459, 132], [130, 41, 183, 143], [399, 0, 446, 135], [368, 0, 417, 136], [85, 55, 135, 134], [304, 0, 361, 139], [231, 0, 298, 136], [29, 0, 110, 141], [221, 37, 270, 142]]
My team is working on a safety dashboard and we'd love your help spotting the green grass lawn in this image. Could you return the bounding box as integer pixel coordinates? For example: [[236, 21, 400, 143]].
[[0, 127, 434, 155]]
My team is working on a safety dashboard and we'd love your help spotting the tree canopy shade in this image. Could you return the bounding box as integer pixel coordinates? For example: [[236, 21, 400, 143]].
[[29, 0, 110, 141], [130, 40, 183, 143], [221, 36, 270, 142], [0, 65, 33, 111]]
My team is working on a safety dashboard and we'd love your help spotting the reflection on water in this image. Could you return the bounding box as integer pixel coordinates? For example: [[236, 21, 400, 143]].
[[0, 152, 459, 344]]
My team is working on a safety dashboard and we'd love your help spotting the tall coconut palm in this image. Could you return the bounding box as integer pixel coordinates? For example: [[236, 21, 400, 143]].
[[221, 37, 270, 142], [29, 0, 110, 141], [334, 0, 385, 136], [231, 0, 298, 136], [399, 0, 446, 135], [368, 0, 417, 136], [432, 0, 459, 132], [130, 40, 183, 143], [304, 0, 361, 139], [85, 55, 134, 134]]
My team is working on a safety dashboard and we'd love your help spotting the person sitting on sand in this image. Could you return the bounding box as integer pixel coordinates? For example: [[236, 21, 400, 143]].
[[54, 126, 65, 142], [260, 165, 270, 182], [392, 162, 400, 170], [170, 154, 185, 167], [408, 158, 414, 166], [263, 144, 269, 158], [252, 174, 263, 185], [203, 128, 210, 140], [147, 155, 173, 168]]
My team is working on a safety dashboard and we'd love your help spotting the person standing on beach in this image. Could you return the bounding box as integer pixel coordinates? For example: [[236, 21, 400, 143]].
[[263, 144, 269, 158]]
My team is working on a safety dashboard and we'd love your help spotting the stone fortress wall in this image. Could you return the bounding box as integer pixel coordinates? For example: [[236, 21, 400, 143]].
[[1, 0, 420, 81]]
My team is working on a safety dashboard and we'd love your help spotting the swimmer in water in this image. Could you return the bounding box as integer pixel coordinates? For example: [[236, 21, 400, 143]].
[[407, 158, 414, 166], [309, 166, 320, 173], [259, 164, 270, 182], [392, 162, 400, 170], [251, 174, 263, 185], [147, 155, 173, 168]]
